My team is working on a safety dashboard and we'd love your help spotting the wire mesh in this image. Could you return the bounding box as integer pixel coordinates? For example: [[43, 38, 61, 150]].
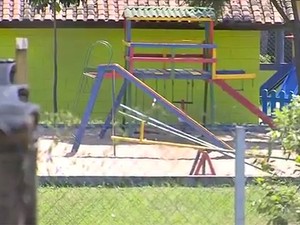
[[33, 28, 299, 225], [260, 30, 293, 64], [38, 180, 237, 225], [260, 30, 275, 64], [36, 123, 280, 225], [36, 124, 234, 225]]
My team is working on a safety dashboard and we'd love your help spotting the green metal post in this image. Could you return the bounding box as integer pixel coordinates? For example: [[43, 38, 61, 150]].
[[208, 21, 215, 125]]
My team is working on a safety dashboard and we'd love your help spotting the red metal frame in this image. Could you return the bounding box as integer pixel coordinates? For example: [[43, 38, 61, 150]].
[[212, 79, 275, 128], [130, 56, 216, 63], [191, 151, 216, 175], [133, 53, 204, 58]]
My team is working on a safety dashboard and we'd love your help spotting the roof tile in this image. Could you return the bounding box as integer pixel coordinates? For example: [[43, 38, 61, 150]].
[[123, 6, 216, 20], [0, 0, 294, 24]]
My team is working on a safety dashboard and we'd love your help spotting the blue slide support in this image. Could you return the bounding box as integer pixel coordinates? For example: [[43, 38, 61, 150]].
[[260, 64, 298, 117], [70, 66, 106, 155], [259, 63, 294, 97], [280, 66, 298, 96], [99, 81, 128, 139]]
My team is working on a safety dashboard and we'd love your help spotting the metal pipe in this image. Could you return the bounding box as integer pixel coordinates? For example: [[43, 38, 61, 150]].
[[112, 136, 209, 150], [119, 104, 221, 150], [235, 126, 246, 225], [139, 120, 145, 141], [111, 132, 290, 162], [117, 110, 265, 172], [118, 110, 215, 150]]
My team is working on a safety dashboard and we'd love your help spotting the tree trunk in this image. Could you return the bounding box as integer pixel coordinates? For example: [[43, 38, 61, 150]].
[[292, 21, 300, 95]]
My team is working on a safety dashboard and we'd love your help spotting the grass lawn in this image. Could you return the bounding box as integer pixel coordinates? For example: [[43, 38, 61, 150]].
[[38, 186, 267, 225]]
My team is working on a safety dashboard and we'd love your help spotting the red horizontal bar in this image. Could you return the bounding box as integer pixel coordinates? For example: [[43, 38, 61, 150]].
[[104, 72, 122, 78], [133, 53, 204, 58], [85, 71, 122, 79], [130, 56, 216, 63]]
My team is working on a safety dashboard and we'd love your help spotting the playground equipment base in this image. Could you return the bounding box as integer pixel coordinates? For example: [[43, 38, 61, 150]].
[[36, 127, 298, 177]]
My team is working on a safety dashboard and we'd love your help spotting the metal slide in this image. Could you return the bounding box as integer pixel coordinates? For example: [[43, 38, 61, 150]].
[[259, 64, 296, 117], [70, 64, 232, 155], [279, 66, 298, 96], [259, 63, 294, 97], [110, 64, 232, 150]]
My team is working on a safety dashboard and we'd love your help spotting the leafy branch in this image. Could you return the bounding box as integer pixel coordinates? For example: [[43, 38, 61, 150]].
[[253, 96, 300, 225]]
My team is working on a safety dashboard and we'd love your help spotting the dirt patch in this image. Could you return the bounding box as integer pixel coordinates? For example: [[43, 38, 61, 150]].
[[36, 126, 297, 177]]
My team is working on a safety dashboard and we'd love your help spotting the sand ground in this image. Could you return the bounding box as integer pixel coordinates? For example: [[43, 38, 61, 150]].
[[36, 126, 298, 177]]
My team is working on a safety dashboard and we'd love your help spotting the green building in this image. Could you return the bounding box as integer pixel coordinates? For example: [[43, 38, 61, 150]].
[[0, 0, 285, 124]]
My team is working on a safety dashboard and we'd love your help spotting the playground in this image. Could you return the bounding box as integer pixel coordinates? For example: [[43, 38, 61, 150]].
[[47, 6, 300, 178], [2, 6, 298, 177], [2, 3, 300, 225]]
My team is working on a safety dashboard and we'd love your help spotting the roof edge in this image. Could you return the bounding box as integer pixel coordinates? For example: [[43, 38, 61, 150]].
[[0, 20, 286, 30]]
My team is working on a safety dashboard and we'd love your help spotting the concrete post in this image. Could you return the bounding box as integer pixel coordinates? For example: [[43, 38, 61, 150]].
[[0, 60, 39, 224], [15, 38, 29, 84], [235, 126, 246, 225]]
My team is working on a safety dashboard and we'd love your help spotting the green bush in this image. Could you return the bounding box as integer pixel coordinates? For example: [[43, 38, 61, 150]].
[[260, 54, 275, 64], [253, 96, 300, 225]]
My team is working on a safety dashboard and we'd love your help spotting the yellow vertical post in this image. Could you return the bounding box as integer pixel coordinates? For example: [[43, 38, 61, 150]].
[[139, 121, 145, 141], [15, 37, 29, 84], [212, 48, 217, 79]]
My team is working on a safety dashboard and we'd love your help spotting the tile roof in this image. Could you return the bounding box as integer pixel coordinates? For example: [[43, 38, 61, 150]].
[[123, 6, 215, 20], [0, 0, 294, 24], [220, 0, 293, 24]]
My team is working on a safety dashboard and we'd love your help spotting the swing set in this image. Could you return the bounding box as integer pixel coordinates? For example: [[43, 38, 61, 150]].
[[138, 50, 195, 113]]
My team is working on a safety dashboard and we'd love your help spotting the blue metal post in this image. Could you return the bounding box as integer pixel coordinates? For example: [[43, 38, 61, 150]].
[[99, 81, 127, 138], [275, 29, 285, 67], [71, 67, 105, 154], [235, 126, 246, 225]]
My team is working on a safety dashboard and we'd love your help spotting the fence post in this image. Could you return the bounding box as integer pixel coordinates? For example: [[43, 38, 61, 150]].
[[0, 60, 39, 224], [275, 29, 285, 66], [15, 37, 28, 84], [235, 126, 246, 225]]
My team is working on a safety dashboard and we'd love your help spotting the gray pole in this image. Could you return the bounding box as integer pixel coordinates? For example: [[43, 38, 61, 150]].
[[235, 126, 246, 225], [0, 60, 39, 225]]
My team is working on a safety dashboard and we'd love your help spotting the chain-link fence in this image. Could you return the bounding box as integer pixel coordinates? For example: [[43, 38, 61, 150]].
[[260, 30, 293, 64], [35, 124, 278, 225], [38, 178, 236, 225]]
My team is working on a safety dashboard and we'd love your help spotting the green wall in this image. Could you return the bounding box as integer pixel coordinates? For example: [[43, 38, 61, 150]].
[[0, 28, 269, 124]]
